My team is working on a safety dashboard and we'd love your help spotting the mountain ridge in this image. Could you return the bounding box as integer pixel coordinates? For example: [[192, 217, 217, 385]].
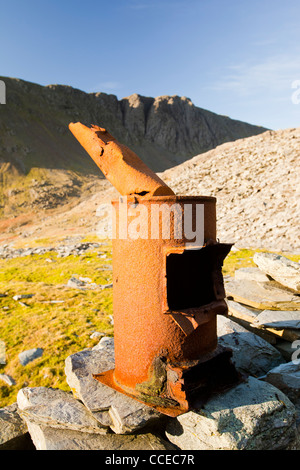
[[0, 76, 268, 220], [0, 76, 268, 174]]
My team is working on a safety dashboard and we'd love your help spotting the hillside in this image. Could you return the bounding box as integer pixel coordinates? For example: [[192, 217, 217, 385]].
[[0, 77, 267, 219], [0, 127, 298, 253], [161, 127, 300, 253]]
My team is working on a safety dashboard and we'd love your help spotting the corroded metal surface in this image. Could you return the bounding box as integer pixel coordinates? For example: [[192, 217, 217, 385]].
[[70, 123, 239, 417], [69, 123, 174, 197]]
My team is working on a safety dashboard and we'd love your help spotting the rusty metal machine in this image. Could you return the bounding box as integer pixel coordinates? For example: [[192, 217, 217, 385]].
[[69, 123, 239, 417]]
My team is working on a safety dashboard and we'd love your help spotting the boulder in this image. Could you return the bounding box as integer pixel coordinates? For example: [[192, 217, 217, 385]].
[[265, 362, 300, 402], [253, 252, 300, 293], [0, 403, 34, 450], [23, 423, 175, 451], [17, 387, 108, 434], [217, 315, 284, 377], [234, 267, 270, 283], [64, 342, 162, 434], [0, 374, 16, 386], [225, 278, 300, 310], [165, 376, 297, 450], [253, 310, 300, 330], [19, 348, 43, 366]]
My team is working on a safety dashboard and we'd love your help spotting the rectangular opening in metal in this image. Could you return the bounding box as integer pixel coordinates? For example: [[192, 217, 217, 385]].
[[166, 247, 217, 310]]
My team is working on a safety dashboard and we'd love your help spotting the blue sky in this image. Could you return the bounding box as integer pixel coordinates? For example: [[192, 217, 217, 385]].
[[1, 0, 300, 130]]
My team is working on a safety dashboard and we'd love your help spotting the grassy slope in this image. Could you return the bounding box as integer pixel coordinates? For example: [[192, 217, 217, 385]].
[[0, 244, 299, 408], [0, 239, 113, 406]]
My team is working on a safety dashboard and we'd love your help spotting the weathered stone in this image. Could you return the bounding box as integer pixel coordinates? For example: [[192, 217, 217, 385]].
[[90, 331, 104, 339], [227, 299, 262, 321], [67, 277, 86, 289], [166, 376, 297, 450], [0, 374, 16, 386], [225, 279, 300, 310], [234, 267, 270, 283], [13, 294, 34, 301], [275, 340, 296, 362], [265, 362, 300, 402], [217, 315, 284, 377], [253, 310, 300, 329], [17, 387, 108, 434], [93, 336, 114, 351], [24, 422, 175, 450], [0, 340, 6, 365], [0, 403, 34, 450], [65, 346, 162, 434], [19, 348, 43, 366], [254, 252, 300, 293]]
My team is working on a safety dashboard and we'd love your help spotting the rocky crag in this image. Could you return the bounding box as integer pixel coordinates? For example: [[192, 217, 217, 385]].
[[0, 76, 267, 218], [0, 76, 267, 173]]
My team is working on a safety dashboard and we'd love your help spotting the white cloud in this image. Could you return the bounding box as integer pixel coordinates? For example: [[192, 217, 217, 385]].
[[210, 55, 300, 98]]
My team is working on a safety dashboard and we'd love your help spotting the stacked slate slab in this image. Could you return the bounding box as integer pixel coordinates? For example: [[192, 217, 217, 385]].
[[1, 333, 300, 450]]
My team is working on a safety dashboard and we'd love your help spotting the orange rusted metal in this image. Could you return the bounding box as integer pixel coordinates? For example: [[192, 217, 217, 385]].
[[69, 123, 174, 197], [70, 123, 239, 417]]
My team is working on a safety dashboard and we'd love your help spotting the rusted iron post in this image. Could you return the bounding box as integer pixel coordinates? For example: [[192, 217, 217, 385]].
[[69, 123, 174, 197], [70, 123, 239, 417]]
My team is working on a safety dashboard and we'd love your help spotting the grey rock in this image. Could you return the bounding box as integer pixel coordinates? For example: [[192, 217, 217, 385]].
[[254, 252, 300, 293], [225, 278, 300, 310], [217, 315, 284, 377], [253, 310, 300, 329], [13, 294, 34, 301], [17, 387, 108, 434], [93, 336, 114, 351], [0, 340, 6, 365], [234, 267, 270, 283], [25, 422, 175, 450], [90, 331, 105, 339], [166, 376, 297, 450], [0, 403, 33, 450], [65, 346, 162, 434], [227, 299, 262, 321], [0, 374, 16, 386], [67, 277, 86, 289], [19, 348, 43, 366], [265, 362, 300, 402], [99, 283, 113, 289]]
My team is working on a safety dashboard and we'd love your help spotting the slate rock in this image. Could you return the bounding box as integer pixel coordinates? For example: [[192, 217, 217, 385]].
[[67, 277, 86, 289], [0, 374, 16, 386], [227, 299, 262, 321], [253, 310, 300, 329], [17, 387, 108, 434], [254, 252, 300, 293], [25, 422, 175, 450], [0, 340, 5, 365], [165, 376, 297, 450], [234, 267, 270, 283], [225, 278, 300, 310], [19, 348, 43, 366], [0, 403, 34, 450], [217, 315, 284, 377], [93, 336, 114, 351], [265, 362, 300, 402], [65, 345, 162, 434]]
